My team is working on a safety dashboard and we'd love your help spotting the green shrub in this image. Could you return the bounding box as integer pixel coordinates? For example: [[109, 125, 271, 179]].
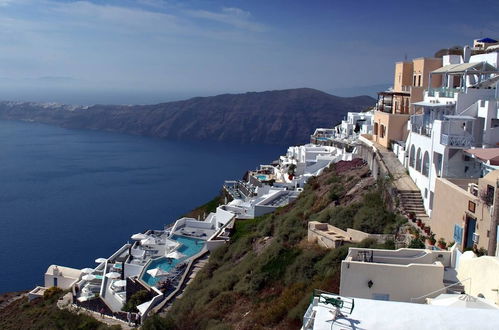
[[408, 237, 425, 248], [122, 290, 150, 312]]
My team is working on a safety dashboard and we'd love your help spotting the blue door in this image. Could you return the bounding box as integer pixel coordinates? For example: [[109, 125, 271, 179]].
[[53, 277, 58, 287], [465, 217, 476, 249]]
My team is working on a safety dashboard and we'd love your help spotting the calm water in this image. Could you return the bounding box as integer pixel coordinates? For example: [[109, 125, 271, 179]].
[[0, 120, 284, 293]]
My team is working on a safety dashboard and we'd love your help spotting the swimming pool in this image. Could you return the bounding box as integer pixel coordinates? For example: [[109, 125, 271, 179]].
[[141, 235, 205, 286], [256, 175, 268, 181]]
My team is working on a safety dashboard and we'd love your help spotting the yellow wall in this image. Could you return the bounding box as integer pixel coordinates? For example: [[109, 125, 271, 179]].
[[431, 176, 493, 251], [372, 111, 409, 148], [394, 61, 413, 92], [412, 57, 442, 89]]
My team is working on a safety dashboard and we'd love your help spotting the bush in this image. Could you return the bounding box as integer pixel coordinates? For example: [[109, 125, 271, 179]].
[[122, 290, 150, 312], [408, 237, 425, 249], [43, 286, 63, 303]]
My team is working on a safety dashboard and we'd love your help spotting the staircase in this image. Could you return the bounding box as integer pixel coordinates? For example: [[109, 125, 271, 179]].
[[399, 190, 427, 218]]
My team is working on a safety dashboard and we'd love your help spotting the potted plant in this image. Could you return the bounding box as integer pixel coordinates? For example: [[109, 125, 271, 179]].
[[416, 219, 422, 227], [424, 226, 431, 235], [427, 234, 436, 246], [437, 238, 447, 250]]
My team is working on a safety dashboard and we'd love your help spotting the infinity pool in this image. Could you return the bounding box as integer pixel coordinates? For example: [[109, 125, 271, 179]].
[[141, 235, 205, 286]]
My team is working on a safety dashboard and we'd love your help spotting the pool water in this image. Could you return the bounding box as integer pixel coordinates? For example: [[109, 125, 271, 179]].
[[256, 175, 267, 181], [141, 235, 205, 286]]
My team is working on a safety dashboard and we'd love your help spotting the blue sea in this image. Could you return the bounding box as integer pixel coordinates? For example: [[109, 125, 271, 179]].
[[0, 120, 284, 293]]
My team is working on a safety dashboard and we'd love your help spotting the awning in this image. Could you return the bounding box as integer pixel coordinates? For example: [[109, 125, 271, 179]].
[[432, 62, 496, 74], [444, 115, 476, 120], [136, 300, 153, 315], [465, 148, 499, 166], [412, 101, 455, 107], [477, 37, 498, 43]]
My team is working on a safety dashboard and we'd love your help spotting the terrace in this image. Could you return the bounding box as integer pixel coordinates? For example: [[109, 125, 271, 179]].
[[340, 248, 457, 303], [302, 290, 499, 330]]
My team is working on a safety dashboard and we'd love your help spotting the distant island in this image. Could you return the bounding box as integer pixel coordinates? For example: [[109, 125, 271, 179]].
[[0, 88, 374, 145]]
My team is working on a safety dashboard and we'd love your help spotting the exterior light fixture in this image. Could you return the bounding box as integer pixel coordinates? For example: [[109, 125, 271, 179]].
[[367, 280, 374, 288]]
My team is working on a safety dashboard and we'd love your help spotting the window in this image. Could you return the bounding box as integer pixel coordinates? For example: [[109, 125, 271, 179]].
[[416, 148, 422, 171], [380, 125, 386, 138], [422, 151, 430, 176], [468, 201, 476, 213], [372, 293, 390, 301], [413, 75, 417, 86], [373, 122, 379, 135], [418, 75, 422, 87], [486, 185, 495, 205], [409, 145, 415, 167]]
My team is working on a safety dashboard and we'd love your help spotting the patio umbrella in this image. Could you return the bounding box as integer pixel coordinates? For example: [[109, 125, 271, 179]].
[[136, 300, 153, 315], [77, 296, 91, 302], [105, 272, 121, 279], [164, 239, 179, 248], [81, 268, 94, 274], [428, 294, 499, 309], [113, 280, 127, 287], [166, 250, 186, 259], [146, 267, 169, 278], [95, 257, 107, 263], [82, 274, 96, 281], [131, 233, 148, 240], [141, 237, 157, 245]]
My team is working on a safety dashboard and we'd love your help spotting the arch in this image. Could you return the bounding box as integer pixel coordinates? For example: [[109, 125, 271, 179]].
[[422, 151, 430, 176], [416, 148, 422, 171], [373, 122, 379, 135], [409, 145, 415, 167]]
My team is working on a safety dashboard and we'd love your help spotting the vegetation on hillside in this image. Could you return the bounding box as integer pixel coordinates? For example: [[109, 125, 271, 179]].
[[0, 289, 119, 330], [143, 159, 405, 330]]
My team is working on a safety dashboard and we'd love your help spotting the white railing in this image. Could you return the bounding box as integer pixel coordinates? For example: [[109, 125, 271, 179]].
[[410, 278, 471, 303], [440, 133, 474, 148]]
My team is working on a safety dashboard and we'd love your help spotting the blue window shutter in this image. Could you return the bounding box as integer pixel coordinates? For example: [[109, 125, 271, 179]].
[[453, 224, 463, 243]]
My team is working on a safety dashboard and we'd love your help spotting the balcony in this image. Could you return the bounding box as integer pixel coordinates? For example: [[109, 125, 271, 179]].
[[440, 134, 474, 148], [428, 87, 461, 98], [410, 114, 431, 137], [439, 118, 476, 148]]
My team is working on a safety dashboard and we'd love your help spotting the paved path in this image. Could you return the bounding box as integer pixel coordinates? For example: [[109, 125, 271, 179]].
[[368, 140, 431, 224]]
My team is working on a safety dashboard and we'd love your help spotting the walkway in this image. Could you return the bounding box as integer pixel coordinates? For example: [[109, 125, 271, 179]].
[[157, 254, 210, 317], [360, 137, 430, 224]]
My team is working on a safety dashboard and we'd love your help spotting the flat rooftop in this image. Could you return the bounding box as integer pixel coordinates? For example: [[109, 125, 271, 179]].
[[309, 295, 499, 330]]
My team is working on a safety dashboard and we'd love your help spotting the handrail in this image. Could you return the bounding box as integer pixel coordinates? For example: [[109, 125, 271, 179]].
[[410, 277, 471, 303]]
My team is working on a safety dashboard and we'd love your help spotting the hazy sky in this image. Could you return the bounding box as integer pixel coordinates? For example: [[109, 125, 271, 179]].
[[0, 0, 497, 104]]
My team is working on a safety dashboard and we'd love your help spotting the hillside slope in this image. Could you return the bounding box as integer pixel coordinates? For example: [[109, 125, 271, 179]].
[[143, 159, 405, 330], [0, 88, 374, 145]]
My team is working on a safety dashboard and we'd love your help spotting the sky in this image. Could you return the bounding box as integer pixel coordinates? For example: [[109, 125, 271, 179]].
[[0, 0, 498, 104]]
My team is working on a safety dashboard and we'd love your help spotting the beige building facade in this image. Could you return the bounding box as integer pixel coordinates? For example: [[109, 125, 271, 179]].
[[431, 170, 499, 252], [371, 57, 442, 148]]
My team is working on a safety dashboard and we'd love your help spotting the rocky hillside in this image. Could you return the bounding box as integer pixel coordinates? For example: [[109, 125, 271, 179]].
[[0, 88, 374, 145], [142, 159, 405, 330]]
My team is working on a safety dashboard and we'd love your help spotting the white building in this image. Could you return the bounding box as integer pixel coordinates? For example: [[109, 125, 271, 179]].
[[338, 111, 374, 140], [302, 290, 499, 330], [405, 52, 498, 215], [339, 247, 457, 303]]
